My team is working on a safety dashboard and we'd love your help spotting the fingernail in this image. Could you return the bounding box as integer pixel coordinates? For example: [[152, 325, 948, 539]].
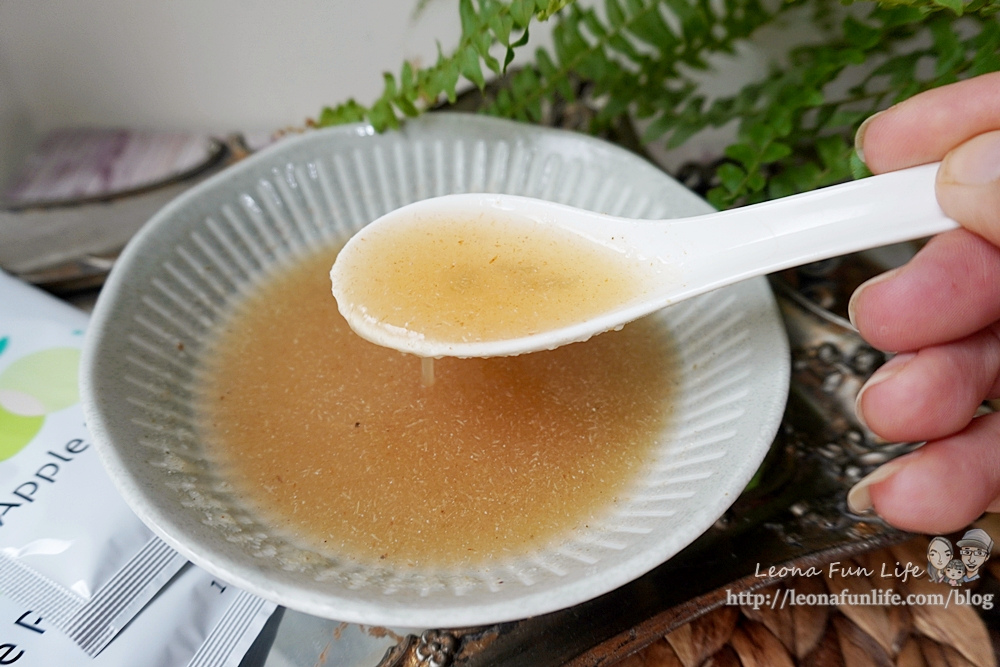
[[847, 268, 899, 330], [854, 111, 885, 166], [940, 130, 1000, 186], [847, 290, 859, 330], [847, 453, 916, 514], [854, 352, 915, 431]]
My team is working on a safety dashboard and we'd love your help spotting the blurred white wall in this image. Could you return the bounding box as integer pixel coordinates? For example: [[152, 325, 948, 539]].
[[0, 0, 481, 185], [0, 0, 464, 135]]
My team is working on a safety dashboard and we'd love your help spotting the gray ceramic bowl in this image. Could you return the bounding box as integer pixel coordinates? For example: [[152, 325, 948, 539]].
[[80, 114, 789, 627]]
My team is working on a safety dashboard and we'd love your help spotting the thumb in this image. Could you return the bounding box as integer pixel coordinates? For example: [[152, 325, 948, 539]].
[[937, 130, 1000, 247]]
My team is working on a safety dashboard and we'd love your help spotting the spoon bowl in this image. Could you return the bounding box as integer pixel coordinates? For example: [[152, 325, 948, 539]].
[[331, 162, 957, 358]]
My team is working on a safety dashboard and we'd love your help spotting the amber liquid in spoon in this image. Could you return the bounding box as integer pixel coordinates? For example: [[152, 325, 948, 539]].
[[331, 210, 662, 353]]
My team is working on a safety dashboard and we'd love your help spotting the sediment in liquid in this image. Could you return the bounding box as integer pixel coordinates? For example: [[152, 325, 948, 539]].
[[200, 248, 677, 567]]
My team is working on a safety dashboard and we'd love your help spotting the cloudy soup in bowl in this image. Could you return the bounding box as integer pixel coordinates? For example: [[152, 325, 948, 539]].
[[196, 240, 679, 569]]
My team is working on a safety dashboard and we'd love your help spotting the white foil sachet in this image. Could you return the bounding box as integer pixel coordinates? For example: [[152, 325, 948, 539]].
[[0, 563, 278, 666], [0, 271, 187, 655]]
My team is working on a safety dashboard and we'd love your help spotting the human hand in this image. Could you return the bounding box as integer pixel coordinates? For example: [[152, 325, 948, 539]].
[[846, 71, 1000, 534]]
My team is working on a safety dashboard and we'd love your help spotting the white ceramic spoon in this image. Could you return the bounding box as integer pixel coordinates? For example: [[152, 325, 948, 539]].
[[331, 162, 957, 358]]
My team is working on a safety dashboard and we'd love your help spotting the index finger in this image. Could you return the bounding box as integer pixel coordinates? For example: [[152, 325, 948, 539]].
[[857, 72, 1000, 174]]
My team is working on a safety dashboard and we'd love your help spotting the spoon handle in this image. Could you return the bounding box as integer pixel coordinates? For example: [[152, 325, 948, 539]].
[[677, 162, 959, 283]]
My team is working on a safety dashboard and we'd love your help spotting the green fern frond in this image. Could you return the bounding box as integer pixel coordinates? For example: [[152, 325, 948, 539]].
[[316, 0, 1000, 208], [315, 0, 565, 130]]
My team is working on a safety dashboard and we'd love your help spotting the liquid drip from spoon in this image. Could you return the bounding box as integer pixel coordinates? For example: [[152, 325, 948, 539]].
[[421, 357, 435, 387], [331, 162, 958, 359]]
